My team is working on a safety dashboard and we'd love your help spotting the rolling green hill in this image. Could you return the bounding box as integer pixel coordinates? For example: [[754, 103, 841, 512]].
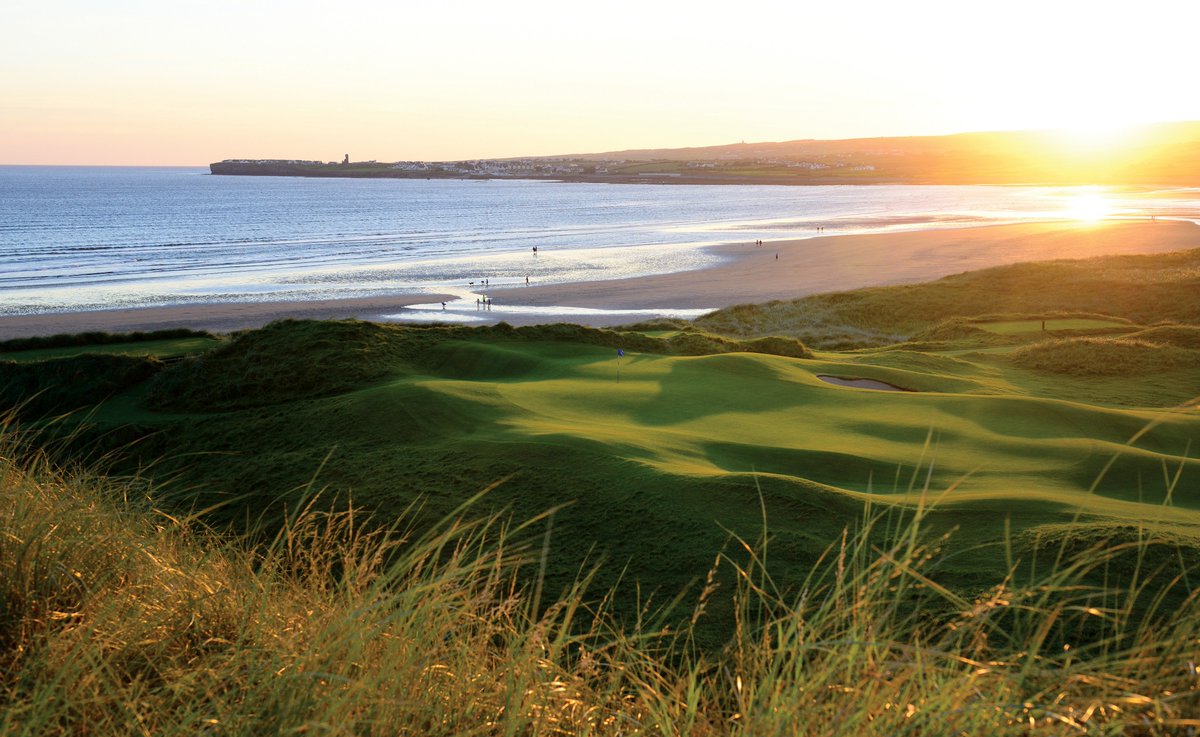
[[695, 246, 1200, 348], [6, 274, 1197, 640]]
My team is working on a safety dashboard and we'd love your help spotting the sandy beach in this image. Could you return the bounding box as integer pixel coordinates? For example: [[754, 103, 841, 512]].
[[488, 220, 1200, 310], [3, 219, 1197, 338]]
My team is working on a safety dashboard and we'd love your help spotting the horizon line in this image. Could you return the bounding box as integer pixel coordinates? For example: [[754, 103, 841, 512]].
[[4, 118, 1197, 168]]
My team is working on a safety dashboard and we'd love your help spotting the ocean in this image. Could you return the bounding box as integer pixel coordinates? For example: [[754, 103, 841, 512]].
[[3, 166, 1198, 317]]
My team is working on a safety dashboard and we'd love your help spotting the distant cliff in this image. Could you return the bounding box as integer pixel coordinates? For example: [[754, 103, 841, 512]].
[[209, 160, 433, 178], [211, 122, 1200, 186]]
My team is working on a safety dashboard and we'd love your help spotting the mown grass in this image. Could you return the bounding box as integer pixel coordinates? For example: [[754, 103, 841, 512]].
[[4, 431, 1200, 735], [975, 318, 1130, 335], [11, 316, 1198, 656]]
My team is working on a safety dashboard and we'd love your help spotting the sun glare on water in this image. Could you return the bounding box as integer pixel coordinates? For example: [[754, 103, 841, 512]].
[[1062, 191, 1112, 223]]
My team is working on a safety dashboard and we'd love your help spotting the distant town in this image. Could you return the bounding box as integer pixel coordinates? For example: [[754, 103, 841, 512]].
[[209, 154, 881, 186], [211, 121, 1200, 186]]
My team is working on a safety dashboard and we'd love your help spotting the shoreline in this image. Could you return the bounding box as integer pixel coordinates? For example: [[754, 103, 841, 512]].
[[2, 220, 1197, 339], [484, 219, 1200, 311]]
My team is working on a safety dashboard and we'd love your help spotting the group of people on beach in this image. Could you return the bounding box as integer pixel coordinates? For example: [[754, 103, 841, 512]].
[[456, 250, 539, 313], [752, 239, 780, 258]]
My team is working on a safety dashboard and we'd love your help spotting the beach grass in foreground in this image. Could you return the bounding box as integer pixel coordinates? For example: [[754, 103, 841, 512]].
[[3, 429, 1199, 735]]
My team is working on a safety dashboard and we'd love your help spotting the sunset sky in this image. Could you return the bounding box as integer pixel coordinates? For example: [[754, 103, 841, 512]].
[[4, 0, 1199, 165]]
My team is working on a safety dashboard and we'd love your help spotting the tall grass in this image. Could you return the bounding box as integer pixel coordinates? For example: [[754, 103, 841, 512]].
[[3, 430, 1199, 735]]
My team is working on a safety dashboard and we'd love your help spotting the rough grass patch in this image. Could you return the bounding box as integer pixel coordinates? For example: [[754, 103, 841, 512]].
[[5, 437, 1200, 735], [1126, 324, 1200, 349], [147, 319, 417, 410], [0, 353, 162, 418], [1010, 337, 1198, 376]]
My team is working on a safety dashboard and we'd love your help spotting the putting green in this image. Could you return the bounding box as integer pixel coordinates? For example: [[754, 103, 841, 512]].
[[976, 319, 1129, 335]]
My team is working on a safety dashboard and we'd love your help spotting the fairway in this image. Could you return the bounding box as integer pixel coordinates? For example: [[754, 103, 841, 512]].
[[13, 315, 1189, 624], [8, 246, 1200, 637]]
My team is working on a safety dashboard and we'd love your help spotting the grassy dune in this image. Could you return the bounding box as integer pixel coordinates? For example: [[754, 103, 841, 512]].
[[695, 246, 1200, 348], [2, 248, 1199, 731], [10, 321, 1199, 634]]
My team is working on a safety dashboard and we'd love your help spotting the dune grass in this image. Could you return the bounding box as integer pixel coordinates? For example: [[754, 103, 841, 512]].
[[695, 247, 1200, 347], [0, 335, 220, 363], [0, 328, 214, 354], [1011, 337, 1200, 376], [4, 430, 1200, 735]]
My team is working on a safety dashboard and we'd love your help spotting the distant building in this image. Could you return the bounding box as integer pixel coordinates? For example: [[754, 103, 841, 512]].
[[342, 154, 349, 165]]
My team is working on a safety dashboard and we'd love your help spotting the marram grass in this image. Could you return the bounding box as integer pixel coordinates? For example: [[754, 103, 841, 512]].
[[2, 432, 1200, 735]]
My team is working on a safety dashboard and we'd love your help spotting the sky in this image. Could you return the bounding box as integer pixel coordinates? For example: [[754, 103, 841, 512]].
[[3, 0, 1199, 165]]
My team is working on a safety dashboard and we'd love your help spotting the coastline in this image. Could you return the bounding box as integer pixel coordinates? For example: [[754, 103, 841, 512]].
[[2, 219, 1197, 339], [485, 219, 1200, 310]]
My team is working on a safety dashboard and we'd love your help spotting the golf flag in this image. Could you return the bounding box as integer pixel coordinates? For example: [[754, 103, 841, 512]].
[[617, 348, 624, 357], [616, 348, 623, 383]]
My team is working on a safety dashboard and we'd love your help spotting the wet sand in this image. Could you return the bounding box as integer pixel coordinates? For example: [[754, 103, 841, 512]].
[[487, 220, 1200, 309], [2, 219, 1197, 338]]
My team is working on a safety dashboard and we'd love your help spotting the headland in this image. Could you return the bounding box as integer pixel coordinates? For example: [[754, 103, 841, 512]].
[[210, 121, 1200, 186]]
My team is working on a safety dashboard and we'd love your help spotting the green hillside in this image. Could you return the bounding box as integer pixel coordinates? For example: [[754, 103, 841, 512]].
[[5, 273, 1198, 639], [4, 247, 1200, 732], [695, 246, 1200, 348]]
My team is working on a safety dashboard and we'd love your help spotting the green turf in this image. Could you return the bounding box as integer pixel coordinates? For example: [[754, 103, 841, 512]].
[[11, 248, 1200, 637], [20, 317, 1189, 635], [976, 318, 1128, 334]]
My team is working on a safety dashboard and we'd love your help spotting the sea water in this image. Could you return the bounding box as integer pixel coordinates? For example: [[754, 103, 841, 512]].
[[2, 166, 1198, 317]]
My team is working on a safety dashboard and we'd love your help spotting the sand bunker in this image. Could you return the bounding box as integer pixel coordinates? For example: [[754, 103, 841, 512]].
[[816, 375, 911, 392]]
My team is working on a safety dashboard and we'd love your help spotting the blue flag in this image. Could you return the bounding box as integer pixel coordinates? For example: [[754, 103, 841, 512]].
[[617, 348, 624, 357]]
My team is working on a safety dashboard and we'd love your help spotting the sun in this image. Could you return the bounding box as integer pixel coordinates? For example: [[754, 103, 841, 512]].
[[1062, 191, 1112, 222]]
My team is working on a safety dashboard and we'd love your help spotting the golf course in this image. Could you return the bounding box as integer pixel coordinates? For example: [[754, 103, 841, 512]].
[[4, 244, 1200, 733]]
